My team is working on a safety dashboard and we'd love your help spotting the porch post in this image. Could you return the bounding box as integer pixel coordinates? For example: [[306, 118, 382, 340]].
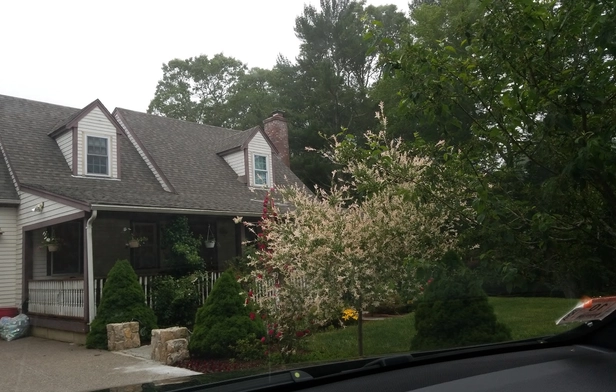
[[21, 230, 33, 311], [85, 210, 97, 323], [82, 217, 89, 324]]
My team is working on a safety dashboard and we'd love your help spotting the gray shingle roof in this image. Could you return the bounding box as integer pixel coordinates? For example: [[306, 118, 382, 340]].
[[0, 94, 307, 215], [0, 152, 18, 201], [216, 127, 256, 154], [115, 108, 306, 214]]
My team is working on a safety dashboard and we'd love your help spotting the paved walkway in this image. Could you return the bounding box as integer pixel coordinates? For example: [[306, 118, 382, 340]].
[[0, 337, 200, 392]]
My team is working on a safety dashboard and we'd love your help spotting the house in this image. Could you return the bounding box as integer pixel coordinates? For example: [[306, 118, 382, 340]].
[[0, 94, 305, 343]]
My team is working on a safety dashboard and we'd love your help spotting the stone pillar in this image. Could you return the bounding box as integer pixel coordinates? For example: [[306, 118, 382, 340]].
[[151, 327, 190, 365], [106, 322, 140, 351]]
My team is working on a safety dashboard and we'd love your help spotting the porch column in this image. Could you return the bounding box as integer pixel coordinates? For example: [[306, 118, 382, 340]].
[[21, 230, 33, 311], [85, 210, 97, 323]]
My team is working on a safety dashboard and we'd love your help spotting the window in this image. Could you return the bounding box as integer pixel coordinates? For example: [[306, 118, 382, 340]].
[[254, 154, 268, 186], [48, 221, 82, 275], [86, 136, 109, 175], [131, 223, 158, 270]]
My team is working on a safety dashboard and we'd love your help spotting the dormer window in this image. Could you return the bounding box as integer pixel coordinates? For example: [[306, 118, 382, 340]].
[[86, 136, 109, 175], [254, 154, 268, 186]]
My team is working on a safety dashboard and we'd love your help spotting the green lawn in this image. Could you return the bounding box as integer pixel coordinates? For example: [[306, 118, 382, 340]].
[[302, 297, 580, 362]]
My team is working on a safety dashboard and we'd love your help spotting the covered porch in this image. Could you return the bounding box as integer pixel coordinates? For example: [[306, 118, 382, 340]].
[[23, 209, 254, 340]]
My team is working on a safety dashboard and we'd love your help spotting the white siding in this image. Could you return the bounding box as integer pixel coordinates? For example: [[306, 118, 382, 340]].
[[77, 107, 118, 178], [223, 151, 245, 177], [0, 207, 17, 307], [77, 130, 83, 176], [56, 131, 73, 170], [14, 192, 82, 306], [114, 113, 172, 192], [247, 132, 273, 187]]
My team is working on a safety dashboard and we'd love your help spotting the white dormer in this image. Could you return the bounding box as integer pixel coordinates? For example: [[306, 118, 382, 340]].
[[77, 107, 118, 178], [49, 100, 122, 179], [218, 127, 277, 188], [247, 132, 273, 188]]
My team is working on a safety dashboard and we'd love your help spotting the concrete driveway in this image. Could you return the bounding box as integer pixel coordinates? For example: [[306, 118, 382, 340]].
[[0, 337, 200, 392]]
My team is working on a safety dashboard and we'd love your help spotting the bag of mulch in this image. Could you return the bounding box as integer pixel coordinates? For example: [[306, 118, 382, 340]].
[[0, 314, 29, 341]]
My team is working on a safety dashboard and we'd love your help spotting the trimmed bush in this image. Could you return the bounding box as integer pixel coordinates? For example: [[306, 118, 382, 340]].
[[411, 252, 511, 351], [86, 260, 158, 349], [188, 271, 264, 358], [151, 274, 200, 329]]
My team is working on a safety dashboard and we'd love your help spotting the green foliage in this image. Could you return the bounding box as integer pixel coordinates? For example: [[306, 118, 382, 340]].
[[376, 0, 616, 297], [411, 253, 511, 351], [227, 245, 258, 278], [233, 334, 266, 361], [151, 274, 201, 329], [189, 272, 264, 358], [162, 216, 204, 276], [86, 260, 158, 349], [148, 54, 247, 127]]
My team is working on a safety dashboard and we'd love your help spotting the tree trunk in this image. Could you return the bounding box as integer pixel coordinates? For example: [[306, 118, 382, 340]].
[[358, 298, 364, 357]]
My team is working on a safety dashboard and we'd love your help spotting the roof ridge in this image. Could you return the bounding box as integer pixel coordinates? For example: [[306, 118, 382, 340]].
[[115, 108, 242, 133], [0, 94, 79, 111]]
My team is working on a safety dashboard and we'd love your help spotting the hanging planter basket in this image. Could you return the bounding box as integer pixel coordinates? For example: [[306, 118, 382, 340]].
[[128, 239, 140, 248], [205, 224, 216, 248], [47, 244, 59, 252]]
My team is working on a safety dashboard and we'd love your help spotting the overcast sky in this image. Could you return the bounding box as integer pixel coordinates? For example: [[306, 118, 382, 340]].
[[1, 0, 409, 112]]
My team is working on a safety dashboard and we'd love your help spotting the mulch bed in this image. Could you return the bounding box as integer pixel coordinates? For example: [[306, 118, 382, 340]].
[[175, 358, 267, 374]]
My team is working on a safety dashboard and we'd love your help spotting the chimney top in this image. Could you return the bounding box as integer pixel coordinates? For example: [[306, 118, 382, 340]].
[[263, 111, 290, 167], [265, 110, 287, 123]]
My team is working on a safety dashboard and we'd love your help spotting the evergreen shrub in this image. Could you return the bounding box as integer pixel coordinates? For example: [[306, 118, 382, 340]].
[[188, 271, 264, 358], [411, 251, 511, 351], [86, 260, 158, 349]]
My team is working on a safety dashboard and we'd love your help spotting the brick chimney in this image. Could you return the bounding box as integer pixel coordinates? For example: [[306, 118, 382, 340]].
[[263, 110, 290, 167]]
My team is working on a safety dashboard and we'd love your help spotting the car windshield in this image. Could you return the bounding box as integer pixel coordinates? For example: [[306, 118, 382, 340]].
[[1, 0, 614, 391]]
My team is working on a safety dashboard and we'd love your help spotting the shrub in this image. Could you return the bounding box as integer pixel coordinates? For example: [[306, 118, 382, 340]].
[[86, 260, 158, 349], [233, 333, 266, 361], [411, 251, 511, 351], [151, 274, 201, 329], [188, 272, 264, 358], [162, 216, 204, 276]]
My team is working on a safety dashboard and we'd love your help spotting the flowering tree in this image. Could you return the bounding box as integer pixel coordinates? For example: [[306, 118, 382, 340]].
[[242, 109, 463, 358]]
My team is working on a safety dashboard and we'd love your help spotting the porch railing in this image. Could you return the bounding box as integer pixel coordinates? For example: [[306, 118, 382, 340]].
[[27, 273, 304, 319], [28, 279, 85, 318]]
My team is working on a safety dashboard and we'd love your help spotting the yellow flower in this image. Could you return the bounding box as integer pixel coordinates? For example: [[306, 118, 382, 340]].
[[341, 308, 359, 321]]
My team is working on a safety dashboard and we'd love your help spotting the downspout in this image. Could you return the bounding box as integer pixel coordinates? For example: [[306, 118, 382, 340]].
[[86, 210, 97, 323]]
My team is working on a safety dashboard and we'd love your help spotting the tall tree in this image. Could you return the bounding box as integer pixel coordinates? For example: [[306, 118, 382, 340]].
[[287, 0, 409, 189], [148, 54, 248, 128], [379, 0, 616, 296]]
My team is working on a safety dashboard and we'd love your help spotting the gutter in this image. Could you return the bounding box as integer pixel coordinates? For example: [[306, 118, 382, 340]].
[[0, 199, 20, 205], [90, 204, 261, 217], [86, 210, 97, 323]]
